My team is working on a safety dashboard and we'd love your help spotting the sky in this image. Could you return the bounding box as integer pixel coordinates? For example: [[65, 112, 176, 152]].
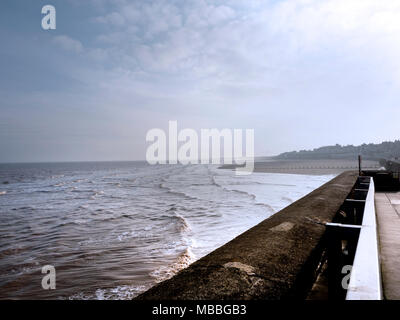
[[1, 0, 400, 162]]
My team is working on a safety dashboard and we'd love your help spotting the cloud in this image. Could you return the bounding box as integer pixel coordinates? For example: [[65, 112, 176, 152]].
[[95, 11, 125, 27], [87, 0, 400, 84], [84, 0, 400, 148], [53, 35, 84, 53], [4, 0, 400, 162], [49, 0, 400, 110]]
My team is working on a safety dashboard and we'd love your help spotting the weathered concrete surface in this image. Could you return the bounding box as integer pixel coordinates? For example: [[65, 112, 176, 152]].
[[136, 171, 358, 300], [375, 192, 400, 299]]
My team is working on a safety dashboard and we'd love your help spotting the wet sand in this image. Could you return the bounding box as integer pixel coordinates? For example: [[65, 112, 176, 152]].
[[220, 159, 381, 175]]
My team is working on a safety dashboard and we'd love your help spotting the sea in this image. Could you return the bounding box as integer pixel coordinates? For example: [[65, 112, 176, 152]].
[[0, 161, 334, 299]]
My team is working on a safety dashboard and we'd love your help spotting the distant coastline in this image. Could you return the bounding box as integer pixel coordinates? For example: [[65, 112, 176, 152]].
[[220, 158, 380, 175], [274, 140, 400, 161]]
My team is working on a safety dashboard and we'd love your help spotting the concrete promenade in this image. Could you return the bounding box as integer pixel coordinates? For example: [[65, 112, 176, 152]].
[[136, 172, 358, 300], [376, 191, 400, 299], [135, 170, 400, 300]]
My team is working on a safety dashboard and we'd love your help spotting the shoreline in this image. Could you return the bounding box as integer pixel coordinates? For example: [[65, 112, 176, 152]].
[[220, 159, 380, 176]]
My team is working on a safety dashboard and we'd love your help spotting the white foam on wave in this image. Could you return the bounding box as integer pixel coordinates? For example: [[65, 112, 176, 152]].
[[149, 246, 196, 283], [68, 284, 149, 300], [53, 182, 65, 187]]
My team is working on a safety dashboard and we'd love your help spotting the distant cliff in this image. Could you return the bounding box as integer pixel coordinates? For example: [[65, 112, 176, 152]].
[[276, 140, 400, 161]]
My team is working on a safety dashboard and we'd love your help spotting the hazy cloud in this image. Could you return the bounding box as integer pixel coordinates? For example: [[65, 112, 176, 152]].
[[53, 35, 84, 53], [1, 0, 400, 162]]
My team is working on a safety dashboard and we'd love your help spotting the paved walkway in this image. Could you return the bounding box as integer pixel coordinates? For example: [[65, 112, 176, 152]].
[[375, 192, 400, 300]]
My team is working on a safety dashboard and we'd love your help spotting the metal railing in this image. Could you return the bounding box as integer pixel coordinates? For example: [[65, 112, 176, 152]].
[[346, 177, 382, 300], [325, 176, 382, 300]]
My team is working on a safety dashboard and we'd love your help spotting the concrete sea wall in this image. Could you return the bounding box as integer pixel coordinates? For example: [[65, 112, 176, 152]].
[[136, 171, 358, 300]]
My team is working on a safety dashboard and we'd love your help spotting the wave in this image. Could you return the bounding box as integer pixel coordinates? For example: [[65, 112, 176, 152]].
[[165, 207, 191, 233], [174, 213, 191, 233], [53, 182, 66, 187], [73, 219, 91, 225], [117, 231, 131, 242], [70, 189, 102, 194], [210, 173, 262, 201], [261, 182, 297, 187], [68, 284, 149, 300], [210, 175, 221, 187], [149, 246, 196, 283], [50, 175, 65, 179], [56, 211, 136, 228], [218, 185, 257, 200], [255, 202, 275, 212], [55, 218, 93, 228], [159, 183, 206, 202], [72, 179, 87, 183], [281, 196, 293, 203], [4, 261, 40, 277], [11, 206, 35, 211], [0, 246, 31, 259]]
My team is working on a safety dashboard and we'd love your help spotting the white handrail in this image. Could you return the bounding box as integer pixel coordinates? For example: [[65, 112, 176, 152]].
[[346, 177, 382, 300]]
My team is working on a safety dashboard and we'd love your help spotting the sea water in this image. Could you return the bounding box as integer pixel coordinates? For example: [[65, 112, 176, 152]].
[[0, 161, 334, 299]]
